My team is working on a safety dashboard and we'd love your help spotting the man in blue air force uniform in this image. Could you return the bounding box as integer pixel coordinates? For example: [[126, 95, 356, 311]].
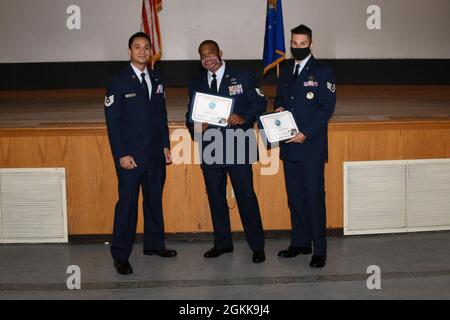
[[105, 32, 176, 275], [186, 40, 267, 263], [274, 25, 336, 268]]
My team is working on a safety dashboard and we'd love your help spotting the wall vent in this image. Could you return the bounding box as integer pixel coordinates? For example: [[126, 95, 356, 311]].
[[0, 168, 68, 243], [344, 159, 450, 235]]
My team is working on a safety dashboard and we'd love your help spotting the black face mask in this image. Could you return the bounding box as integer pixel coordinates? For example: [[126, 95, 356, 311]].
[[291, 47, 311, 61]]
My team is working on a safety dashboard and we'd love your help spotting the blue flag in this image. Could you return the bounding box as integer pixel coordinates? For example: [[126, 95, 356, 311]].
[[263, 0, 286, 75]]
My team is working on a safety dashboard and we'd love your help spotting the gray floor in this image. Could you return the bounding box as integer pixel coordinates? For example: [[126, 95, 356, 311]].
[[0, 232, 449, 300]]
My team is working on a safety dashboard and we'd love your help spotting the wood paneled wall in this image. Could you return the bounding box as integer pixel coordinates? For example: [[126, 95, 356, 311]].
[[1, 120, 449, 235]]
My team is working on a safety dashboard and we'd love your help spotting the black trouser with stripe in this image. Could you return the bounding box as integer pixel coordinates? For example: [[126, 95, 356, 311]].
[[283, 160, 327, 256], [111, 159, 166, 261], [202, 164, 265, 252]]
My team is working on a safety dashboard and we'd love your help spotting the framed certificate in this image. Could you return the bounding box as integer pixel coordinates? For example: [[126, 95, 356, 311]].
[[190, 92, 234, 127], [259, 111, 300, 144]]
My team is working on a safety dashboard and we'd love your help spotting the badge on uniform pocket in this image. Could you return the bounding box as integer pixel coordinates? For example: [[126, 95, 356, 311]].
[[125, 93, 136, 98], [306, 92, 315, 100]]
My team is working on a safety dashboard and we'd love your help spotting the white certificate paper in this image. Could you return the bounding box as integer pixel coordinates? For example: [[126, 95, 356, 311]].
[[259, 111, 300, 143], [191, 92, 234, 127]]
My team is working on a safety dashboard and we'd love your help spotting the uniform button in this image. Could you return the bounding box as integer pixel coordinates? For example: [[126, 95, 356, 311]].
[[291, 96, 295, 100]]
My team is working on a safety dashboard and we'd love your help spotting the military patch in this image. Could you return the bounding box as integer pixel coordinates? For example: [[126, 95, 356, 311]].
[[303, 81, 319, 87], [327, 82, 336, 93], [229, 84, 243, 96], [156, 84, 164, 94], [104, 95, 114, 107], [255, 88, 265, 97]]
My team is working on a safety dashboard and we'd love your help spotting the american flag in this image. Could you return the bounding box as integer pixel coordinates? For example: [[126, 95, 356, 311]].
[[141, 0, 162, 69]]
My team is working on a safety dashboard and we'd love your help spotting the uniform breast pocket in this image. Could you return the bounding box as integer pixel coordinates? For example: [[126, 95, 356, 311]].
[[279, 83, 289, 90], [303, 88, 319, 104], [232, 93, 243, 106], [151, 94, 163, 109], [123, 96, 140, 113]]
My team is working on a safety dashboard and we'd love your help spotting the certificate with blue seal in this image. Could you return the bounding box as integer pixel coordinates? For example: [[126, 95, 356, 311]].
[[191, 92, 234, 127], [259, 111, 299, 143]]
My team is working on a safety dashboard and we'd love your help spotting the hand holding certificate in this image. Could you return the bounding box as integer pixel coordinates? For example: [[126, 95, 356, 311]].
[[191, 92, 234, 127], [259, 111, 300, 144]]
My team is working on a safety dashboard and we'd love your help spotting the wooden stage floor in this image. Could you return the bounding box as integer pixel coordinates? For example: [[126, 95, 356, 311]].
[[1, 86, 450, 128], [1, 86, 449, 234]]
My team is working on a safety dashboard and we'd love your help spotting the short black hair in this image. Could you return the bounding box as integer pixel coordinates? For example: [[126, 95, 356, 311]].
[[291, 24, 312, 41], [128, 32, 151, 49], [198, 40, 220, 54]]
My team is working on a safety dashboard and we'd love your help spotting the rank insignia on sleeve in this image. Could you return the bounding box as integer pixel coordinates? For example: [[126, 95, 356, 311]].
[[327, 82, 336, 93], [105, 95, 114, 107], [255, 88, 265, 97]]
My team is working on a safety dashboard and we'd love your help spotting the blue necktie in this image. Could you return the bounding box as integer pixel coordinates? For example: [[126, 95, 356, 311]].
[[293, 64, 301, 81], [210, 73, 218, 93], [141, 72, 150, 101]]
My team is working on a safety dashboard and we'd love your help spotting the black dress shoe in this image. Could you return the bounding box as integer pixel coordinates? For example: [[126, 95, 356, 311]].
[[252, 250, 266, 263], [309, 255, 327, 268], [113, 260, 133, 275], [278, 246, 312, 258], [204, 247, 234, 258], [143, 248, 177, 258]]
